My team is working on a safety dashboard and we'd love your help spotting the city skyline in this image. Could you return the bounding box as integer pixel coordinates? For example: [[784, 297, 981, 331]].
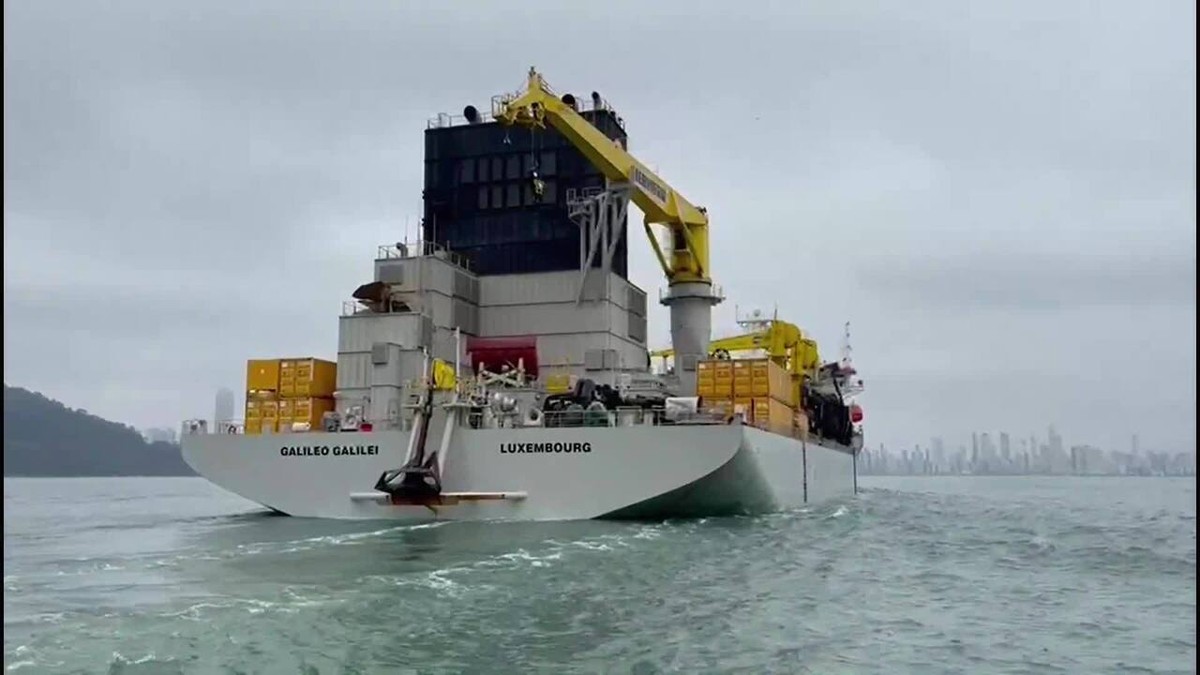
[[861, 425, 1195, 477]]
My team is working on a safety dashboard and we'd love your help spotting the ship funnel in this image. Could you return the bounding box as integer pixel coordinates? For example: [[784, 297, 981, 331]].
[[561, 93, 577, 110], [591, 91, 602, 109], [463, 105, 481, 124]]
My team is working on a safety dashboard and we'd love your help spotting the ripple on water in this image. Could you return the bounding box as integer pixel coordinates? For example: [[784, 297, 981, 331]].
[[2, 476, 1195, 674]]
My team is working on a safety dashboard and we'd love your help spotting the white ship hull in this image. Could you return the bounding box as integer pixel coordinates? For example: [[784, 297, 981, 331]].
[[181, 424, 857, 521]]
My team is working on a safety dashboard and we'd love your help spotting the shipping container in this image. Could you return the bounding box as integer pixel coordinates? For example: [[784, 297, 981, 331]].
[[713, 361, 734, 392], [245, 396, 277, 420], [746, 358, 794, 405], [733, 397, 752, 415], [751, 397, 794, 437], [705, 377, 732, 397], [279, 358, 337, 398], [278, 397, 335, 433], [703, 398, 734, 418], [244, 397, 279, 436], [695, 359, 734, 397], [246, 359, 280, 393]]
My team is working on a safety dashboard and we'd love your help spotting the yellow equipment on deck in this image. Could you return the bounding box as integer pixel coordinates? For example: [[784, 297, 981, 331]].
[[651, 316, 821, 406]]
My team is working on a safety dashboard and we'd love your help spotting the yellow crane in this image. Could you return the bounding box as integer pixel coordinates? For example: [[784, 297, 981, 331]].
[[493, 68, 722, 395], [493, 68, 710, 285], [650, 315, 821, 405]]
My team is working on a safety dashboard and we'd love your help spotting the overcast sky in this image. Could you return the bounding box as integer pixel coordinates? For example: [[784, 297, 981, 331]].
[[4, 1, 1195, 454]]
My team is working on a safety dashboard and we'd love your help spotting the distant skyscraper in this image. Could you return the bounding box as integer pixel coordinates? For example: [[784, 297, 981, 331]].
[[214, 387, 235, 426], [1048, 425, 1063, 455], [999, 432, 1011, 462], [1131, 434, 1140, 456]]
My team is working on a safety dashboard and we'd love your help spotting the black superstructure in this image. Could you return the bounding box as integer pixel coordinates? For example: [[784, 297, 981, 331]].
[[422, 108, 629, 277]]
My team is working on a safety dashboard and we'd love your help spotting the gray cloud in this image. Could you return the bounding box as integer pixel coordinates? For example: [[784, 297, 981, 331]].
[[858, 252, 1196, 311], [4, 0, 1195, 454]]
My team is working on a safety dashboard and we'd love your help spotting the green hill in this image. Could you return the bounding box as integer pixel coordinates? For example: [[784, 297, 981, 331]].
[[3, 385, 195, 477]]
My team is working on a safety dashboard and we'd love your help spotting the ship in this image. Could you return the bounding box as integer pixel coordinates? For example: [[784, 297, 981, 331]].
[[180, 69, 866, 521]]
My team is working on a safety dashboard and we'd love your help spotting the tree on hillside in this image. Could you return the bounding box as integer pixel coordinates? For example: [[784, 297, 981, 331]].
[[3, 385, 195, 477]]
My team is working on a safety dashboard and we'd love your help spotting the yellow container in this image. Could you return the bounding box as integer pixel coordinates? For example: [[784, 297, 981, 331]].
[[733, 358, 793, 405], [701, 377, 732, 397], [751, 397, 794, 436], [245, 419, 266, 435], [704, 398, 734, 417], [260, 400, 279, 420], [246, 359, 281, 393], [753, 398, 770, 421], [278, 397, 335, 432], [731, 361, 751, 396], [245, 396, 277, 420], [279, 358, 338, 398], [750, 361, 770, 396]]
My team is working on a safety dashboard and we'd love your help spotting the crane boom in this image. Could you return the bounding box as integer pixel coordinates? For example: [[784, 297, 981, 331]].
[[492, 68, 710, 285], [493, 68, 722, 397]]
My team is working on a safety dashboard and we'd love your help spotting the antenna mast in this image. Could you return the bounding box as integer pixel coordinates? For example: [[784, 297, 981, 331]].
[[840, 321, 853, 368]]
